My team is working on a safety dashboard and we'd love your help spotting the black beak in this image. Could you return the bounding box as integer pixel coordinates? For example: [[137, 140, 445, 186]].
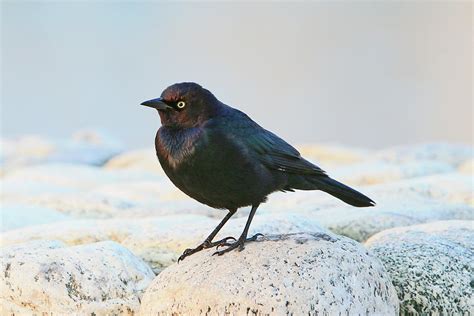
[[141, 97, 171, 111]]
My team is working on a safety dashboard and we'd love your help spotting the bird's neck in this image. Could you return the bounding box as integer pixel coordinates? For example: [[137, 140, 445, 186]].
[[155, 126, 203, 169]]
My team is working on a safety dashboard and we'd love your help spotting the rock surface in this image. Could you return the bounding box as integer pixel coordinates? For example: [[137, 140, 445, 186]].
[[139, 232, 399, 315], [0, 240, 154, 315], [0, 213, 324, 274], [365, 220, 474, 314]]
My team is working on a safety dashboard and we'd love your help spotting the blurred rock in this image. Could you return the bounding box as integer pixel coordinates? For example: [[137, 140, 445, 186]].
[[458, 158, 474, 174], [297, 143, 372, 166], [315, 202, 472, 242], [0, 204, 70, 232], [139, 232, 399, 315], [365, 220, 474, 314], [0, 213, 324, 274], [0, 129, 123, 173], [1, 163, 160, 191], [0, 240, 154, 315], [375, 142, 473, 166], [331, 160, 453, 186], [260, 173, 473, 241], [1, 163, 213, 219], [104, 148, 164, 174]]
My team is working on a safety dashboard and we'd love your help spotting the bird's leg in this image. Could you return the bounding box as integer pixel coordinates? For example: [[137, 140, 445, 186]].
[[213, 203, 263, 256], [178, 209, 236, 262]]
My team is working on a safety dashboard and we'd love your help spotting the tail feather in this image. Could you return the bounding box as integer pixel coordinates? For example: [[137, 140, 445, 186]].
[[307, 176, 375, 207]]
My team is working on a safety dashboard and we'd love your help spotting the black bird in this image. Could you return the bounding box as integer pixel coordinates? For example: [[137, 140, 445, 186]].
[[142, 82, 375, 261]]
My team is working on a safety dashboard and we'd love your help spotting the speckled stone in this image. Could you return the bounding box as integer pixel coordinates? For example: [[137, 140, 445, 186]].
[[0, 240, 155, 315], [139, 232, 399, 315], [365, 220, 474, 314]]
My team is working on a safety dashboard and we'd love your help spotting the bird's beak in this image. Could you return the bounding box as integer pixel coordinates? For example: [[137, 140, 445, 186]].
[[141, 97, 171, 111]]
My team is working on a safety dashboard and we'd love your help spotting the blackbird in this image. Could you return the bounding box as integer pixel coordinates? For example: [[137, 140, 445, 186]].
[[142, 82, 375, 261]]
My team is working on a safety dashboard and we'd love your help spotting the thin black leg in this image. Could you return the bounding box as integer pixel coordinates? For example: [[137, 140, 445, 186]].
[[239, 203, 259, 242], [178, 208, 237, 262], [213, 203, 263, 256]]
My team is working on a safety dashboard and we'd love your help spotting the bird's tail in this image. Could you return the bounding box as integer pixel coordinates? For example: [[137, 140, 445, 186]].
[[307, 176, 375, 207]]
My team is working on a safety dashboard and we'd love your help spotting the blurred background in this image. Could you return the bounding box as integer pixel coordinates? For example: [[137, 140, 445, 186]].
[[1, 1, 472, 149]]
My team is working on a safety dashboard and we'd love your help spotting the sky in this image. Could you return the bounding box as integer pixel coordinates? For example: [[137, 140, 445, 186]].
[[1, 1, 472, 149]]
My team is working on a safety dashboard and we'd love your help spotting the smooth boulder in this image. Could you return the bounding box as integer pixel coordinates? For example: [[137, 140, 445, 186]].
[[140, 232, 399, 315], [0, 240, 155, 315]]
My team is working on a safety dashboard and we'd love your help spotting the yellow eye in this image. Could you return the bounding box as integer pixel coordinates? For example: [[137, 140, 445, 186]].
[[177, 101, 186, 109]]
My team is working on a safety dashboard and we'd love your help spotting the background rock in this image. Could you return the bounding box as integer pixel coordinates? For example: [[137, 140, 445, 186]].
[[0, 204, 70, 231], [330, 160, 453, 186], [296, 143, 371, 166], [365, 220, 474, 314], [374, 142, 472, 167], [0, 130, 123, 172], [0, 240, 154, 315], [140, 232, 399, 315], [0, 213, 324, 274], [104, 148, 164, 174], [458, 158, 474, 174]]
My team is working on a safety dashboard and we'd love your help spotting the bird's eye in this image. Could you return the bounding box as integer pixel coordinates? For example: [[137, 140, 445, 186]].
[[177, 101, 186, 109]]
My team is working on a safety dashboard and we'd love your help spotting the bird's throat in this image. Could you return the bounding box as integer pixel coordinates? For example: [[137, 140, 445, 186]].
[[155, 127, 203, 169]]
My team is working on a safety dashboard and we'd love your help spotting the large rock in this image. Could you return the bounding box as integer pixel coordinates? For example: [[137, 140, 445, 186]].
[[139, 232, 399, 315], [0, 213, 323, 274], [365, 220, 474, 314], [0, 240, 155, 315]]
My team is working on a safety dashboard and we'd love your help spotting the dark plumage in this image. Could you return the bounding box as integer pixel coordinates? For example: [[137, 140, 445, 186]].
[[142, 82, 375, 261]]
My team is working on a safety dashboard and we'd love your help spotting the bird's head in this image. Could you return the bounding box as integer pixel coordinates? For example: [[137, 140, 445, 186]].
[[141, 82, 220, 128]]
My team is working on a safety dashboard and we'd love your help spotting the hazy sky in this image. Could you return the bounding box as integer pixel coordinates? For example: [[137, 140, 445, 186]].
[[1, 1, 472, 149]]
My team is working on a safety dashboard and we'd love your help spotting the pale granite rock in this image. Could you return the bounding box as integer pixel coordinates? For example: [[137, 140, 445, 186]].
[[375, 142, 473, 166], [0, 240, 154, 315], [139, 232, 399, 315], [365, 220, 474, 314], [0, 204, 70, 231]]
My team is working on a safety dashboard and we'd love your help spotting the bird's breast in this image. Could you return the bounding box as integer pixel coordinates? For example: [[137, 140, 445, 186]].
[[155, 127, 204, 169]]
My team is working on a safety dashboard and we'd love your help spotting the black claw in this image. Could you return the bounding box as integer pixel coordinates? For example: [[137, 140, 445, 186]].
[[212, 233, 263, 256], [178, 236, 238, 262]]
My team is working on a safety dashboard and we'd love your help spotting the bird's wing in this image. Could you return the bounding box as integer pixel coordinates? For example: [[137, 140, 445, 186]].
[[247, 129, 326, 176], [216, 110, 326, 176]]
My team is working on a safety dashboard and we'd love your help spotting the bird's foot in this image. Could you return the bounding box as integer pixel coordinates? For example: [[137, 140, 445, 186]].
[[212, 233, 264, 256], [178, 236, 236, 262]]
